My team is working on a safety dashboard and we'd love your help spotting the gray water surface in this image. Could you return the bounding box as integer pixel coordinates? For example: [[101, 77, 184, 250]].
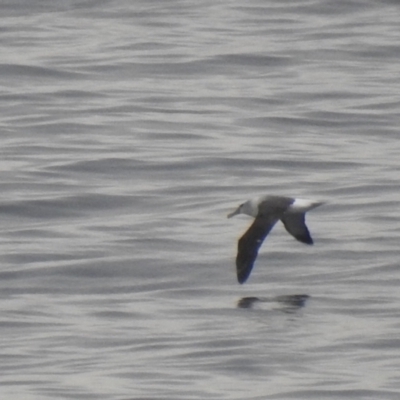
[[1, 1, 400, 399]]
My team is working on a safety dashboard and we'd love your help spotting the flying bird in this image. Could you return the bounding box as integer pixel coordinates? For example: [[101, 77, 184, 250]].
[[228, 195, 323, 284]]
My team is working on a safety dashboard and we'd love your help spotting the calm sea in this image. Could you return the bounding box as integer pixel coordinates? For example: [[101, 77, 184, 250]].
[[1, 1, 400, 399]]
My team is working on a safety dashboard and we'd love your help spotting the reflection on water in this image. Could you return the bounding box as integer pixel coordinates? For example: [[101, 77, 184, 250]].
[[237, 294, 310, 312]]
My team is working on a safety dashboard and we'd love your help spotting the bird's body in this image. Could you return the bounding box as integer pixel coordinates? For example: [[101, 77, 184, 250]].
[[228, 195, 323, 284]]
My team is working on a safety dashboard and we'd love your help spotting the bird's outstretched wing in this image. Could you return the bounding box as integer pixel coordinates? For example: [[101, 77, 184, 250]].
[[281, 213, 313, 245], [236, 215, 279, 284]]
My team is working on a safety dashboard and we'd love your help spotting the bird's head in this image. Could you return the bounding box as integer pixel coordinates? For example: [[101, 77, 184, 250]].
[[227, 199, 258, 218]]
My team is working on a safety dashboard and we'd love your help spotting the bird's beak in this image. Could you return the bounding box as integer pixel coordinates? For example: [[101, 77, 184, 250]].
[[227, 206, 241, 219]]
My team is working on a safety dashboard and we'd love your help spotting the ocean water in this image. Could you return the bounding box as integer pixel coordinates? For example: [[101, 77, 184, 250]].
[[1, 1, 400, 399]]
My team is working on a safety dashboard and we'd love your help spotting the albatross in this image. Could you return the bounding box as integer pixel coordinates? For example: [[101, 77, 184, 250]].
[[228, 195, 323, 284]]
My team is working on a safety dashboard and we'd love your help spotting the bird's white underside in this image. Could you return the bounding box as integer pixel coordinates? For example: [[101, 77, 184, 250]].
[[288, 198, 320, 213]]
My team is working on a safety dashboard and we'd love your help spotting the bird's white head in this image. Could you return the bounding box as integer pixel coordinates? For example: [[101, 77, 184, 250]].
[[227, 199, 259, 218]]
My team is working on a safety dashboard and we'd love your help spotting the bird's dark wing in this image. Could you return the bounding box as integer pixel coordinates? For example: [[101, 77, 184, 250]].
[[281, 213, 313, 245], [236, 215, 279, 284]]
